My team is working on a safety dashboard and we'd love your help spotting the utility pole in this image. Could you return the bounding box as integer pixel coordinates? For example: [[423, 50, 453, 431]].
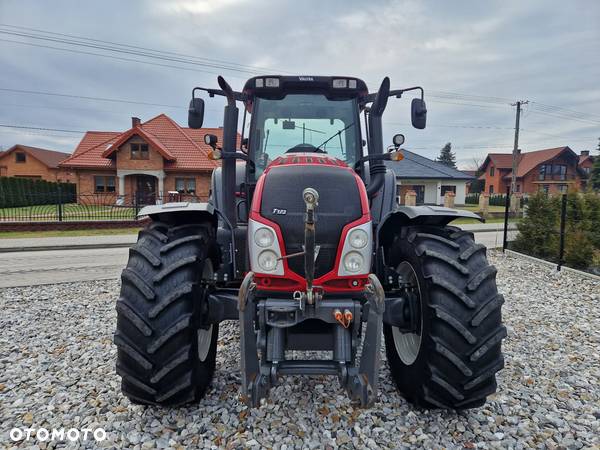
[[510, 100, 528, 194]]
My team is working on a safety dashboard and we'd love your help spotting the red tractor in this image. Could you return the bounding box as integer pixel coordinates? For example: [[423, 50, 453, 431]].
[[114, 75, 505, 408]]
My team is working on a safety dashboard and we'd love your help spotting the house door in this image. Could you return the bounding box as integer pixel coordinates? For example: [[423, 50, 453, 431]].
[[136, 175, 156, 205], [414, 185, 425, 204]]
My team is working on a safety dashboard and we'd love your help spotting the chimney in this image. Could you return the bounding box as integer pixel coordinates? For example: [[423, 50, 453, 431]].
[[131, 117, 141, 127], [581, 150, 589, 156]]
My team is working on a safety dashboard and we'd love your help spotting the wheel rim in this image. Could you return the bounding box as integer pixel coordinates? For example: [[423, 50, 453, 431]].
[[197, 259, 214, 362], [392, 261, 423, 365]]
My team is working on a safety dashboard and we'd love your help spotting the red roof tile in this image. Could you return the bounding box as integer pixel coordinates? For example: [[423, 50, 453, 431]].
[[60, 114, 227, 171], [2, 144, 71, 168]]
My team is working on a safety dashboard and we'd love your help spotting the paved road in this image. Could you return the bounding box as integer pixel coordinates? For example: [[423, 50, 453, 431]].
[[0, 247, 129, 288], [0, 231, 510, 288]]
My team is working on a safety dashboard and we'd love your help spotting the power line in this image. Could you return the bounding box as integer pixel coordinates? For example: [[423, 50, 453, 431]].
[[0, 87, 185, 109], [527, 108, 600, 126], [530, 101, 600, 121], [385, 122, 514, 130], [0, 23, 290, 74], [0, 37, 252, 79], [0, 124, 85, 133], [0, 28, 276, 76]]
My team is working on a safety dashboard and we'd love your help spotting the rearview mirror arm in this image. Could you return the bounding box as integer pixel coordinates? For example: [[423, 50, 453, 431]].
[[363, 86, 424, 103], [219, 152, 256, 173], [192, 86, 247, 102]]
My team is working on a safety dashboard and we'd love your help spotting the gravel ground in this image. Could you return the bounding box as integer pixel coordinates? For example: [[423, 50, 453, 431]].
[[1, 251, 599, 449]]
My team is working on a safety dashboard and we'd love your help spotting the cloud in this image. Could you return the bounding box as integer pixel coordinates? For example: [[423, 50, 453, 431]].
[[0, 0, 598, 165]]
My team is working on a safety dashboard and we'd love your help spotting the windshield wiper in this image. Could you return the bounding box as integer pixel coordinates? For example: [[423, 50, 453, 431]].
[[316, 122, 355, 150]]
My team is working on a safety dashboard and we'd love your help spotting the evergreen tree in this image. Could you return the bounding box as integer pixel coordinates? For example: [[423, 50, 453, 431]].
[[512, 191, 560, 260], [590, 153, 600, 191], [436, 142, 456, 168]]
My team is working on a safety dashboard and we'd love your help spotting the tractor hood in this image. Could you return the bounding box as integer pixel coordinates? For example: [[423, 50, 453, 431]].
[[250, 154, 370, 282]]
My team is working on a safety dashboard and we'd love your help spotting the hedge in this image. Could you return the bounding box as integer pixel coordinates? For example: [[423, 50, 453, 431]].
[[0, 177, 76, 208], [465, 193, 508, 206]]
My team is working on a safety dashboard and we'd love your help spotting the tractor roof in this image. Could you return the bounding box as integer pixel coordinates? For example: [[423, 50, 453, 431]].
[[242, 75, 369, 100]]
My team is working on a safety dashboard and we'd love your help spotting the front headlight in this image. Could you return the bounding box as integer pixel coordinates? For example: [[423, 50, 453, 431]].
[[343, 251, 364, 273], [348, 229, 368, 249], [254, 227, 275, 248], [258, 250, 279, 272]]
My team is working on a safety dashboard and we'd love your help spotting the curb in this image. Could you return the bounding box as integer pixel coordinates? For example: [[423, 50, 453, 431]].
[[505, 249, 600, 281], [0, 242, 133, 253]]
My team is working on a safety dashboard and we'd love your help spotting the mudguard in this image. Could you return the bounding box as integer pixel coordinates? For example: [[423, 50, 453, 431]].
[[138, 201, 217, 224], [377, 205, 483, 249]]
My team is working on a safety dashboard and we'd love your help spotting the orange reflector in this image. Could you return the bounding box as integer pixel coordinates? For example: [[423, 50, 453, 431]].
[[390, 151, 404, 161], [334, 309, 343, 321], [208, 149, 222, 160]]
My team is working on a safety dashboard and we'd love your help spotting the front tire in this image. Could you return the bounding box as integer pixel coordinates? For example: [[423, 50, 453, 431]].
[[114, 221, 219, 407], [384, 225, 506, 409]]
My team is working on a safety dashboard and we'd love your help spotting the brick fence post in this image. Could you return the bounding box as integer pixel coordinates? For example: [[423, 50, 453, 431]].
[[478, 192, 489, 216], [444, 191, 456, 208], [405, 190, 417, 207]]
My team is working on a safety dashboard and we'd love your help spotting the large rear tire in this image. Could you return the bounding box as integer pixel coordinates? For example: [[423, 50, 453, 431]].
[[114, 221, 219, 407], [383, 225, 506, 409]]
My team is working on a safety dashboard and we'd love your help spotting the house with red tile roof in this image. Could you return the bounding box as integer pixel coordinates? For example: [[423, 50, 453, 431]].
[[60, 114, 228, 203], [479, 146, 590, 195], [0, 144, 72, 181]]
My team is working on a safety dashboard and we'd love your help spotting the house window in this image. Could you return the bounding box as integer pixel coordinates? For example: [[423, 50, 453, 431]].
[[583, 167, 590, 175], [175, 177, 196, 194], [489, 166, 495, 176], [15, 152, 26, 163], [553, 164, 567, 181], [441, 185, 456, 196], [516, 184, 521, 192], [557, 184, 568, 194], [540, 184, 550, 194], [130, 143, 149, 160], [95, 176, 116, 193], [538, 164, 550, 181], [489, 185, 494, 194]]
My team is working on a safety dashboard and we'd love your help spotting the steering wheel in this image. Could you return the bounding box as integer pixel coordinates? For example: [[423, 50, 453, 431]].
[[285, 143, 326, 154]]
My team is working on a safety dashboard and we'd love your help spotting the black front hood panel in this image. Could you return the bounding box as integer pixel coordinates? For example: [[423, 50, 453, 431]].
[[260, 165, 362, 278]]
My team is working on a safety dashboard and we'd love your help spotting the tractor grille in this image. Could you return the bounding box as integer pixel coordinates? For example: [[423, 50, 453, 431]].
[[260, 165, 362, 278]]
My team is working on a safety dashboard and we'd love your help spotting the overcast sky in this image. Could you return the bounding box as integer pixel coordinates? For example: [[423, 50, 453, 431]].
[[1, 0, 599, 168]]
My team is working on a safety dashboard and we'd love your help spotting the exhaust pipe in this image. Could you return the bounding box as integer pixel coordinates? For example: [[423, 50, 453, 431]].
[[366, 77, 390, 198], [218, 76, 239, 227]]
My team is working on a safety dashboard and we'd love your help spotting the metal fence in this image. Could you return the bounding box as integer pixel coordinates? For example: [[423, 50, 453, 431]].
[[0, 191, 206, 222]]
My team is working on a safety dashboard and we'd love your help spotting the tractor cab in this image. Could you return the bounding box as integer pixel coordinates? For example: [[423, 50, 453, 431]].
[[242, 76, 366, 176]]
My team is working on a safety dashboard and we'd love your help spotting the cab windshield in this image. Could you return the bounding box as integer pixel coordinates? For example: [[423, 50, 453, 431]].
[[250, 94, 360, 173]]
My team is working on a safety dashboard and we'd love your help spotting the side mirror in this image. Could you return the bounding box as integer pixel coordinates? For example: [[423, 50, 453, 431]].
[[411, 98, 427, 129], [392, 134, 405, 149], [188, 97, 205, 129], [204, 133, 218, 149]]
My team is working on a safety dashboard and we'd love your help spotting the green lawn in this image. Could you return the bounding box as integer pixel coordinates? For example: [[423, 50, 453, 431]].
[[460, 204, 507, 213], [0, 227, 141, 239], [452, 217, 518, 225]]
